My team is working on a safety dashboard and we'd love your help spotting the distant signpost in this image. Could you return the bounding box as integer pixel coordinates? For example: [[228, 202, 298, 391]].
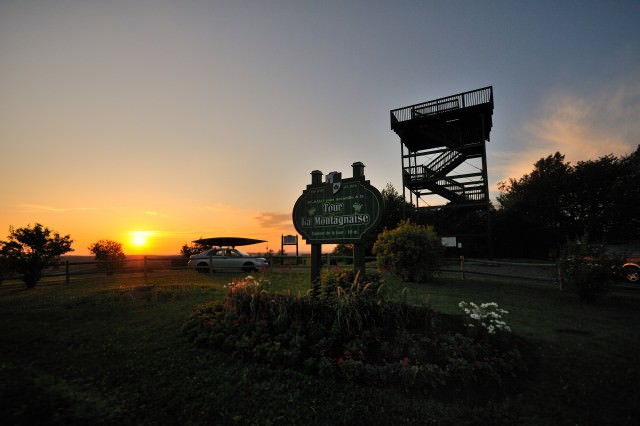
[[292, 162, 383, 282], [281, 234, 299, 262]]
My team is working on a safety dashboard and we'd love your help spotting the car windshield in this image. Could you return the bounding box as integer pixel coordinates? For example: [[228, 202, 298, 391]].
[[235, 249, 250, 257]]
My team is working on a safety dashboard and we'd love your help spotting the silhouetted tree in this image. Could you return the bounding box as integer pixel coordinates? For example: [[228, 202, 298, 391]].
[[379, 183, 413, 230], [331, 243, 354, 264], [332, 243, 353, 256], [88, 239, 126, 275], [0, 251, 9, 284], [495, 152, 574, 257], [599, 145, 640, 241], [0, 224, 74, 288], [180, 242, 210, 258], [361, 183, 415, 255], [494, 146, 640, 258]]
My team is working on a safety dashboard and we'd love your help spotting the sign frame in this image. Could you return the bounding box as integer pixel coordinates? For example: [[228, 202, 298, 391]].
[[292, 174, 383, 245]]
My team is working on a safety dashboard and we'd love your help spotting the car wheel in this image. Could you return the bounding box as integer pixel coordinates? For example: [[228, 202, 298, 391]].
[[196, 262, 210, 273], [624, 266, 640, 283], [242, 262, 256, 272]]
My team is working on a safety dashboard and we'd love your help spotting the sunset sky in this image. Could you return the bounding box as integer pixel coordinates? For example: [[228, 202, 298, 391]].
[[1, 0, 639, 255]]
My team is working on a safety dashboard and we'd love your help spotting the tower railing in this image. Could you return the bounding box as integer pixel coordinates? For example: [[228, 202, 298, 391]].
[[391, 86, 493, 126]]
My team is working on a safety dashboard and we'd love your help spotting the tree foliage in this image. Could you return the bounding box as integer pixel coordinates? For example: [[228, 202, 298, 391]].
[[496, 152, 573, 257], [331, 243, 354, 260], [379, 183, 413, 231], [88, 239, 126, 275], [180, 242, 210, 258], [372, 220, 443, 282], [494, 146, 640, 258], [361, 183, 414, 255], [0, 223, 74, 288]]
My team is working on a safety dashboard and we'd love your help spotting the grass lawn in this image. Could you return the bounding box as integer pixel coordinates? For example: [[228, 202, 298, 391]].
[[1, 269, 639, 425]]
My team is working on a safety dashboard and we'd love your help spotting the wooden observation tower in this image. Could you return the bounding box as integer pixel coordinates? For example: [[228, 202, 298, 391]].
[[390, 86, 494, 252]]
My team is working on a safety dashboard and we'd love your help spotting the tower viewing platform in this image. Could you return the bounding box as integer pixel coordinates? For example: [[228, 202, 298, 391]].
[[390, 86, 493, 152], [391, 86, 494, 207]]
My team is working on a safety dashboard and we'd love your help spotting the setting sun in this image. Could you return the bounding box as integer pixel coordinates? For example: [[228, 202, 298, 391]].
[[130, 231, 152, 248]]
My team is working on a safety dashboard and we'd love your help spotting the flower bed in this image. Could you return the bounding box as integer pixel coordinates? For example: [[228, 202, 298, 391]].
[[182, 274, 528, 399]]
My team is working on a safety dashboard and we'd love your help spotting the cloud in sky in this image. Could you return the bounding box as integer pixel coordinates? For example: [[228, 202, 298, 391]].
[[19, 204, 98, 213], [195, 206, 293, 231], [254, 212, 293, 230], [493, 76, 640, 188], [529, 85, 639, 160]]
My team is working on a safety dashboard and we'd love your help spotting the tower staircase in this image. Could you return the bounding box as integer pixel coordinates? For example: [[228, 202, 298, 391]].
[[392, 86, 493, 207]]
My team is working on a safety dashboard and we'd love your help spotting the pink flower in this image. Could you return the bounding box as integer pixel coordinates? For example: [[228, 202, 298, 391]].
[[337, 357, 345, 365], [401, 357, 410, 366]]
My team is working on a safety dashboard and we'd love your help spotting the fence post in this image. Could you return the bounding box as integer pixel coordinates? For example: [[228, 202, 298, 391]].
[[143, 256, 148, 281], [556, 262, 564, 290], [460, 256, 465, 280], [65, 261, 70, 284]]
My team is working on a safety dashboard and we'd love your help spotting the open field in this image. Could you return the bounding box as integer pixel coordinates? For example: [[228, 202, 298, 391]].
[[1, 269, 639, 425]]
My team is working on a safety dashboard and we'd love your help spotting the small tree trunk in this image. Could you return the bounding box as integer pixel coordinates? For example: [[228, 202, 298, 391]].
[[24, 271, 40, 288]]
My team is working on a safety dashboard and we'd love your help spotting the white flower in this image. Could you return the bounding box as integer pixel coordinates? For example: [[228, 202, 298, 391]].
[[459, 300, 512, 335]]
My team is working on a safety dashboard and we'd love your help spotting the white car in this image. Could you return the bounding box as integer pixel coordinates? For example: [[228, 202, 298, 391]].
[[188, 247, 269, 273]]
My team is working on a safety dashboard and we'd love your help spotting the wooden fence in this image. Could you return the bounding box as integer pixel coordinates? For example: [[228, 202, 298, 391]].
[[1, 255, 560, 286], [0, 256, 184, 284], [439, 257, 558, 284]]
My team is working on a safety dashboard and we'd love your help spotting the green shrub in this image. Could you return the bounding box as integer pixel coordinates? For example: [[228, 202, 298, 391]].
[[372, 220, 443, 282], [557, 237, 619, 303]]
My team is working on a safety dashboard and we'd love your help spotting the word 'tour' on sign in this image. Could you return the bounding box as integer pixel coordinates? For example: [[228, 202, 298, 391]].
[[292, 163, 383, 244]]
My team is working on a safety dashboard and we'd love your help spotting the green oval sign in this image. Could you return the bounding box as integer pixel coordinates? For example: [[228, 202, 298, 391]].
[[292, 178, 383, 243]]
